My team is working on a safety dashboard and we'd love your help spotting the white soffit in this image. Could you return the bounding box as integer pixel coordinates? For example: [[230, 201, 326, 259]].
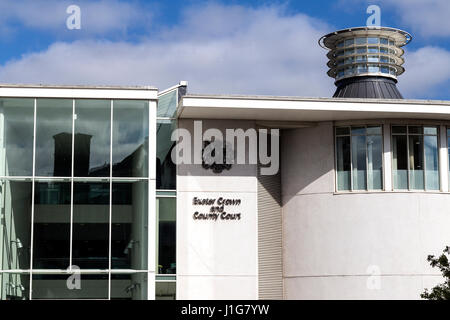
[[0, 84, 158, 100], [179, 95, 450, 122]]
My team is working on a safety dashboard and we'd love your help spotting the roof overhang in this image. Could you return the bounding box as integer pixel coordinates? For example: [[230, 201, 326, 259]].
[[179, 95, 450, 122]]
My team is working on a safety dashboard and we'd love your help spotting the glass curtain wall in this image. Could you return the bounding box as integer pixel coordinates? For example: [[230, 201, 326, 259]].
[[392, 125, 439, 190], [0, 98, 151, 300], [155, 88, 178, 300]]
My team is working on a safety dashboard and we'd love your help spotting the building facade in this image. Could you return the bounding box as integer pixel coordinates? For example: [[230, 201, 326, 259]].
[[1, 27, 450, 300]]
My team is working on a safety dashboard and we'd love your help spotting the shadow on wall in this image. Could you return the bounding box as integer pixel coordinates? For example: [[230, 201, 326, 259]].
[[280, 122, 335, 206]]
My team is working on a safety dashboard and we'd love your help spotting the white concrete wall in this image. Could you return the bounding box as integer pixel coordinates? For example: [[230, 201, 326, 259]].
[[282, 122, 449, 299], [176, 119, 259, 300]]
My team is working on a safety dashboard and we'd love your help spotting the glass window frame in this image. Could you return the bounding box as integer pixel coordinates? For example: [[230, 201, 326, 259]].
[[335, 125, 384, 192], [0, 97, 153, 300], [391, 125, 440, 191]]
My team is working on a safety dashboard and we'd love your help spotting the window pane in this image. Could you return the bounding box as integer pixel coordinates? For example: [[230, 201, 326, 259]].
[[111, 181, 148, 270], [0, 98, 34, 176], [424, 135, 439, 190], [356, 47, 367, 53], [157, 89, 177, 118], [367, 126, 382, 135], [72, 182, 110, 269], [0, 180, 32, 270], [36, 99, 73, 177], [351, 127, 365, 135], [352, 135, 367, 190], [392, 135, 408, 189], [448, 136, 450, 191], [408, 126, 423, 134], [112, 100, 149, 177], [32, 274, 108, 299], [157, 198, 176, 275], [74, 100, 111, 177], [344, 38, 354, 46], [111, 273, 148, 300], [392, 126, 406, 134], [409, 135, 424, 190], [33, 182, 71, 269], [424, 127, 437, 135], [0, 273, 30, 300], [355, 37, 366, 44], [156, 281, 176, 300], [157, 120, 176, 190], [336, 127, 350, 135], [367, 135, 383, 190], [367, 37, 379, 44], [336, 136, 351, 191]]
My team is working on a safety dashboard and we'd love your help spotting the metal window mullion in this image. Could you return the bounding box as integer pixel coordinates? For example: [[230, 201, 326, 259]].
[[406, 128, 410, 191], [423, 131, 427, 191], [447, 128, 450, 191], [334, 129, 338, 192], [365, 128, 369, 191], [29, 98, 37, 300], [108, 100, 113, 300], [350, 130, 353, 191], [69, 99, 75, 271], [148, 99, 157, 300]]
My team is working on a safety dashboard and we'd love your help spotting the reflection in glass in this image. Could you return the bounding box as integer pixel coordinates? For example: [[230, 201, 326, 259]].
[[0, 273, 30, 300], [157, 89, 177, 118], [425, 135, 439, 190], [392, 134, 408, 189], [156, 281, 176, 300], [72, 182, 110, 269], [409, 135, 424, 190], [74, 100, 111, 177], [36, 99, 73, 177], [112, 100, 149, 177], [111, 273, 148, 300], [33, 182, 71, 269], [367, 135, 383, 190], [157, 120, 176, 189], [448, 130, 450, 190], [0, 98, 34, 176], [352, 135, 367, 190], [111, 181, 148, 270], [157, 198, 176, 274], [0, 180, 32, 270], [336, 136, 351, 191], [32, 274, 108, 299]]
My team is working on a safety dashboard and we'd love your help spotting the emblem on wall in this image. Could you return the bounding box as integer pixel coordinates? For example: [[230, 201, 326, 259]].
[[202, 140, 232, 174]]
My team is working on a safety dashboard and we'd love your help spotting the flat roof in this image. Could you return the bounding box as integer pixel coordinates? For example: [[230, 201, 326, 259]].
[[179, 94, 450, 122], [0, 83, 158, 99], [0, 83, 158, 90]]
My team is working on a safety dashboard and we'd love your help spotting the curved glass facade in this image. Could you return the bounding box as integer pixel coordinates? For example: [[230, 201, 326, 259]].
[[331, 37, 401, 80]]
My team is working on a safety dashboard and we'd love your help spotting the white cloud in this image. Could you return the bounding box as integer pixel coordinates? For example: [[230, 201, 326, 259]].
[[374, 0, 450, 37], [399, 46, 450, 99], [0, 4, 335, 97], [0, 2, 448, 99], [0, 0, 149, 36]]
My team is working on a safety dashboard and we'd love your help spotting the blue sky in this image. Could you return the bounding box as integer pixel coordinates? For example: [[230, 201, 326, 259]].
[[0, 0, 449, 100]]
